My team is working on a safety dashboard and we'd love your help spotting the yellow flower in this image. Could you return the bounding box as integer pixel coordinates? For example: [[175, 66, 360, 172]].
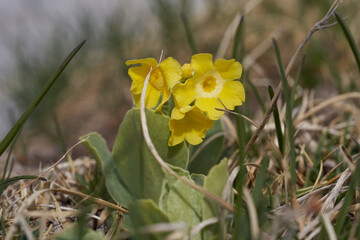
[[172, 53, 245, 120], [126, 57, 182, 111], [168, 106, 214, 146]]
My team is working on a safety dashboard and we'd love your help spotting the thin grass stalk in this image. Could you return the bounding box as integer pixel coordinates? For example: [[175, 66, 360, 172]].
[[53, 113, 67, 155], [248, 78, 266, 113], [272, 39, 296, 187], [0, 133, 20, 194], [232, 105, 247, 240], [268, 86, 284, 155], [231, 12, 247, 237], [252, 158, 269, 207], [232, 16, 245, 61], [334, 12, 360, 74], [0, 40, 86, 157], [181, 13, 198, 54], [335, 158, 360, 234]]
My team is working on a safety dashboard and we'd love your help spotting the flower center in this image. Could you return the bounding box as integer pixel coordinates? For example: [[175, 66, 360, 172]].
[[201, 75, 217, 93], [196, 72, 224, 98], [150, 68, 165, 90]]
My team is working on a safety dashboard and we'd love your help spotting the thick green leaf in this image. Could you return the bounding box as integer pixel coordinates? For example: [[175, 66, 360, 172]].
[[129, 199, 171, 240], [80, 133, 133, 207], [112, 108, 188, 205], [160, 166, 202, 239], [188, 120, 225, 175], [202, 158, 230, 239], [54, 224, 104, 240]]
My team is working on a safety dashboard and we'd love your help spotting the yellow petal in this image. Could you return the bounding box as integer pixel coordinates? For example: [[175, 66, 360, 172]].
[[128, 65, 151, 95], [171, 105, 193, 120], [168, 107, 214, 146], [181, 63, 193, 80], [126, 58, 158, 67], [214, 58, 242, 80], [133, 83, 161, 109], [158, 57, 182, 88], [195, 97, 225, 120], [172, 78, 196, 108], [218, 80, 245, 110], [168, 119, 185, 146], [190, 53, 214, 76], [155, 88, 171, 112]]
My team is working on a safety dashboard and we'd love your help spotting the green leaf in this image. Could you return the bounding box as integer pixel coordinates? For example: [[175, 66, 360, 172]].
[[188, 120, 225, 175], [191, 173, 205, 187], [129, 199, 171, 240], [80, 133, 133, 207], [202, 158, 230, 239], [0, 40, 86, 157], [160, 166, 202, 239], [54, 224, 104, 240], [112, 108, 188, 205]]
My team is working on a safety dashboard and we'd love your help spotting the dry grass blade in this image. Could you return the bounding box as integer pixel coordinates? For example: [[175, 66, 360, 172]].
[[1, 139, 87, 209], [188, 217, 219, 240], [49, 188, 128, 213], [243, 187, 260, 239], [139, 62, 235, 212], [340, 145, 356, 172], [321, 168, 352, 213], [320, 213, 337, 240], [5, 189, 48, 240], [294, 92, 360, 124]]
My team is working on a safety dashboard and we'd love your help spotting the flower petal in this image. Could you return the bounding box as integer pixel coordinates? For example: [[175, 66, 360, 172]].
[[181, 63, 193, 80], [218, 80, 245, 110], [172, 78, 197, 108], [171, 105, 193, 120], [126, 58, 158, 67], [195, 97, 225, 120], [158, 57, 182, 88], [214, 58, 242, 80], [190, 53, 214, 76], [128, 65, 151, 95], [133, 83, 161, 109], [155, 88, 171, 112], [168, 107, 214, 146], [168, 119, 185, 146]]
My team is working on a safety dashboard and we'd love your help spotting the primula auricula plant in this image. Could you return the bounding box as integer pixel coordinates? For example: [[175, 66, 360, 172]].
[[126, 53, 245, 147]]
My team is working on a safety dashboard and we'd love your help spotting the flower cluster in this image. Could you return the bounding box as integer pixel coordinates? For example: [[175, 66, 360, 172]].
[[126, 53, 245, 146]]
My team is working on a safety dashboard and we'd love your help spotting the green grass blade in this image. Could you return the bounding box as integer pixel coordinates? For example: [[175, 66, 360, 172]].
[[268, 86, 284, 155], [0, 127, 23, 194], [53, 113, 67, 154], [252, 158, 269, 207], [248, 79, 266, 113], [0, 40, 86, 157], [0, 175, 47, 191], [181, 13, 198, 54], [334, 12, 360, 74], [233, 105, 247, 239], [232, 15, 245, 61], [272, 39, 296, 187], [335, 158, 360, 234], [1, 215, 6, 237]]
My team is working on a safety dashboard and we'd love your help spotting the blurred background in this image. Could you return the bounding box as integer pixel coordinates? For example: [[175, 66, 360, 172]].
[[0, 0, 359, 174]]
